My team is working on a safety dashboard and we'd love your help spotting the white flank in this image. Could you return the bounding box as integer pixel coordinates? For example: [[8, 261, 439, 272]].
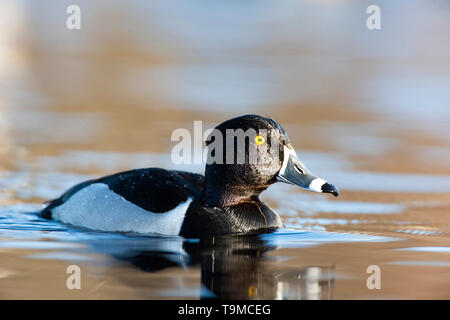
[[52, 183, 192, 235]]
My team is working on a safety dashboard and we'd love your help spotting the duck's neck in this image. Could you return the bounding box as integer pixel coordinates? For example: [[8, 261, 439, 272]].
[[201, 182, 268, 207]]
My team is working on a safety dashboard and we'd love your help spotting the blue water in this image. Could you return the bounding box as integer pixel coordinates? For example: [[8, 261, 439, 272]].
[[0, 189, 447, 299]]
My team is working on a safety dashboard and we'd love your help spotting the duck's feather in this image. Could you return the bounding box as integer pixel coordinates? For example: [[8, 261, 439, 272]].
[[40, 168, 204, 235]]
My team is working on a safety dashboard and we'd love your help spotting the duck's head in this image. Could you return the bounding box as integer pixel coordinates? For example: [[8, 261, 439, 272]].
[[202, 114, 339, 207]]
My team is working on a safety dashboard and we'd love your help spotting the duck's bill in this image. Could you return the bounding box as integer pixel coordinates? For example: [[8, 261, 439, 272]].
[[277, 146, 339, 197]]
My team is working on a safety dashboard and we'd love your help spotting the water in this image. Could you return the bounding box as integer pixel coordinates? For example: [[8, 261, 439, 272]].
[[1, 1, 450, 299], [1, 160, 449, 300]]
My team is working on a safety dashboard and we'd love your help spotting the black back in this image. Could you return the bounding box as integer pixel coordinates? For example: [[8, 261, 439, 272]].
[[98, 168, 202, 213], [40, 168, 203, 218]]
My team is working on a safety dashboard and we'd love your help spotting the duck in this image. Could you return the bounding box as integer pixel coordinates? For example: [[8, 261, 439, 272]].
[[40, 114, 339, 238]]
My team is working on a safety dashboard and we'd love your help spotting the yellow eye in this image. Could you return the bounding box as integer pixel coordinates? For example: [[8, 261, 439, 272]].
[[255, 135, 265, 146]]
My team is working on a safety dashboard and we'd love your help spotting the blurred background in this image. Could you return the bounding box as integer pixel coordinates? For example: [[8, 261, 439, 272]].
[[0, 0, 449, 299], [1, 0, 450, 176]]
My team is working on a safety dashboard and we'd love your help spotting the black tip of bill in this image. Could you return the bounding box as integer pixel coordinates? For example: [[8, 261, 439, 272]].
[[321, 183, 339, 197]]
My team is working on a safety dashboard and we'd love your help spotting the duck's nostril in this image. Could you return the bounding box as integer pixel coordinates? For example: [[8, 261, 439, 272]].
[[294, 163, 304, 174]]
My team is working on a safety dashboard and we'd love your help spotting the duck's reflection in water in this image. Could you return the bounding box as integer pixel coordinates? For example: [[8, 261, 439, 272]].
[[91, 233, 335, 299], [186, 235, 335, 300]]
